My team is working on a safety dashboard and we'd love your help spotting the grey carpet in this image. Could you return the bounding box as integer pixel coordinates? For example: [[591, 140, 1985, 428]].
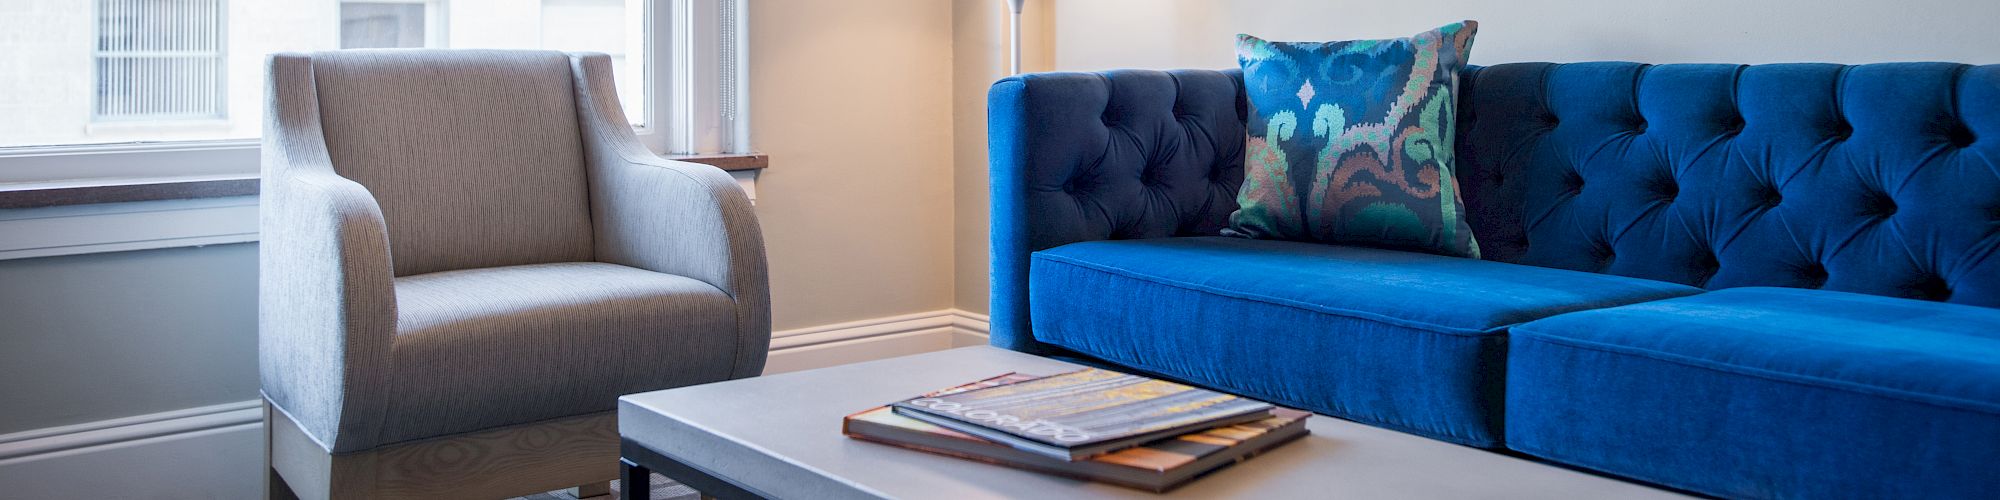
[[509, 473, 697, 500]]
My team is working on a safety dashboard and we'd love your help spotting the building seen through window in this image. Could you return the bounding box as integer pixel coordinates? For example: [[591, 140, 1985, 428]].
[[0, 0, 644, 149]]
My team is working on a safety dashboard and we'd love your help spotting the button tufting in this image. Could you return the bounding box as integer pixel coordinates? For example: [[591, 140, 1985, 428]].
[[1915, 275, 1953, 301], [1874, 195, 1899, 217], [1713, 115, 1744, 135], [1764, 188, 1784, 207], [1801, 263, 1829, 288], [1694, 250, 1719, 271], [1948, 125, 1976, 147], [1564, 171, 1586, 192], [1832, 122, 1853, 141]]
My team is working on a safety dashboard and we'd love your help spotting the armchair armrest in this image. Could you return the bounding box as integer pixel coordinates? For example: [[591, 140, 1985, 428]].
[[569, 53, 772, 378], [258, 53, 398, 453]]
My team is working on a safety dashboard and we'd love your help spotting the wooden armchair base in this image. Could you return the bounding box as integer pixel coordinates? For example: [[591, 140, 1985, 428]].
[[264, 399, 619, 500]]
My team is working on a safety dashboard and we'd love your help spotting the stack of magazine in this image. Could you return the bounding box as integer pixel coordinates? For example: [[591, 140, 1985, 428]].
[[842, 368, 1309, 492]]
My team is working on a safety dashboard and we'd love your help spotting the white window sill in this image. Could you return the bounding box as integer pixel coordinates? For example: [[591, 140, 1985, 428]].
[[0, 196, 260, 260]]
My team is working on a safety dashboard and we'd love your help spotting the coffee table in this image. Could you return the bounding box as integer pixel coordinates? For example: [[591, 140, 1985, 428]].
[[617, 346, 1686, 499]]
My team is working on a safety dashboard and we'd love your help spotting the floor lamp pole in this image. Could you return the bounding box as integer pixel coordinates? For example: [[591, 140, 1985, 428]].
[[1007, 0, 1024, 75]]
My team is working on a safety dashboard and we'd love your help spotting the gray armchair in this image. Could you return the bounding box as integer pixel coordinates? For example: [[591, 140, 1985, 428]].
[[258, 49, 768, 500]]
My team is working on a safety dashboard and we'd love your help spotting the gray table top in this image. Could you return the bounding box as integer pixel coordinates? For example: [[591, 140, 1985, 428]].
[[619, 346, 1686, 500]]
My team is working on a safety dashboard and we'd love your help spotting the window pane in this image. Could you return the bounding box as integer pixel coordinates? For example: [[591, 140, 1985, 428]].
[[0, 0, 648, 149], [92, 0, 227, 123], [541, 0, 645, 125], [341, 3, 427, 49]]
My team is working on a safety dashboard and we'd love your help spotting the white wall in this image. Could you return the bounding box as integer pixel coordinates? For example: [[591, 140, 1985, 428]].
[[0, 244, 258, 434], [1051, 0, 2000, 71]]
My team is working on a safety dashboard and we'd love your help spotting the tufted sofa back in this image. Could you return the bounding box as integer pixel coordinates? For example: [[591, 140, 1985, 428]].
[[1460, 62, 2000, 308], [988, 63, 2000, 352]]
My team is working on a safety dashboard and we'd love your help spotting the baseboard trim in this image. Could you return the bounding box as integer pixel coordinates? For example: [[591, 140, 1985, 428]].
[[763, 308, 989, 373], [768, 308, 987, 348], [949, 309, 989, 334], [0, 309, 995, 495], [0, 400, 262, 463], [0, 401, 265, 498]]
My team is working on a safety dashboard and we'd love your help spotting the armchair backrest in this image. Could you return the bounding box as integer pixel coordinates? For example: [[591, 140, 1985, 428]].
[[300, 50, 595, 277]]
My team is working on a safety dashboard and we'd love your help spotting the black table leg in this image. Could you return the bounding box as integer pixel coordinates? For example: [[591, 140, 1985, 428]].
[[621, 439, 769, 500], [621, 458, 651, 500]]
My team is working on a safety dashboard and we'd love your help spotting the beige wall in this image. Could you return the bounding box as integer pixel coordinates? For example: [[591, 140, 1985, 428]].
[[950, 0, 1052, 315], [753, 0, 957, 329]]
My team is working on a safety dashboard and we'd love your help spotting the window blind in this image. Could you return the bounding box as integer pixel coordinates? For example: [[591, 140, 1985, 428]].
[[94, 0, 227, 122]]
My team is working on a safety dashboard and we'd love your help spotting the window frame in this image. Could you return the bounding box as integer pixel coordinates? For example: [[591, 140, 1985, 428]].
[[0, 0, 716, 189], [91, 0, 231, 124], [336, 0, 450, 50]]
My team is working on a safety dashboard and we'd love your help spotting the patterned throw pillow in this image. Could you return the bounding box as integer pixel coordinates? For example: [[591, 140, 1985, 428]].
[[1227, 22, 1481, 258]]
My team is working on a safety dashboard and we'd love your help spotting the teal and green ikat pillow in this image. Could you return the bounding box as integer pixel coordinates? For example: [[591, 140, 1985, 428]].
[[1227, 21, 1481, 258]]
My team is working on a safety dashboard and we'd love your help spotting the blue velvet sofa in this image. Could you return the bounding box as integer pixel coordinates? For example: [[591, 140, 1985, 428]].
[[988, 62, 2000, 499]]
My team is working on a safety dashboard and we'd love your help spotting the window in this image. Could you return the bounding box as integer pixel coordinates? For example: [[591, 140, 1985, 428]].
[[0, 0, 652, 150], [94, 0, 228, 123], [0, 0, 746, 187], [664, 0, 750, 154], [339, 1, 440, 49], [540, 0, 644, 125]]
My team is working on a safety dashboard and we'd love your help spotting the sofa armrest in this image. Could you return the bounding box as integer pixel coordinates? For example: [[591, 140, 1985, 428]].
[[570, 53, 771, 378], [986, 70, 1248, 355]]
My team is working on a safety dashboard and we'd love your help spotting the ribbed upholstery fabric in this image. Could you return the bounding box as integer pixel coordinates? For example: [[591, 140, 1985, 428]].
[[1508, 288, 2000, 499], [313, 50, 596, 277], [260, 50, 768, 454], [260, 53, 398, 453], [383, 263, 736, 446], [571, 54, 772, 379], [1028, 237, 1700, 447]]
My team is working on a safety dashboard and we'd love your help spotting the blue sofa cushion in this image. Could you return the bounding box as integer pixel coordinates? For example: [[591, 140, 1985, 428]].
[[1230, 23, 1482, 257], [1508, 287, 2000, 499], [1027, 236, 1701, 447]]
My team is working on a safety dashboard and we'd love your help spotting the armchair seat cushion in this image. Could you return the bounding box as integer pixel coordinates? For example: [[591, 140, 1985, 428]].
[[378, 262, 738, 447], [1027, 236, 1701, 447], [1506, 287, 2000, 499]]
